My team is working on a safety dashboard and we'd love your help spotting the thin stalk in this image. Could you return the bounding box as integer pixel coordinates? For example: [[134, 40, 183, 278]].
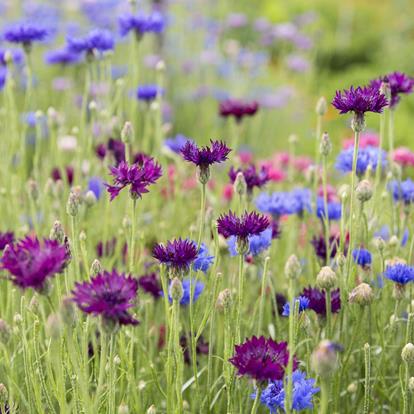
[[197, 183, 206, 248], [129, 198, 137, 273], [363, 343, 371, 414], [251, 386, 261, 414], [285, 279, 296, 414], [258, 257, 270, 335], [325, 289, 331, 339], [236, 253, 245, 343]]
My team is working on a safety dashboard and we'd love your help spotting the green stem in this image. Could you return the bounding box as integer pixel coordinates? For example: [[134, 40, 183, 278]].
[[320, 379, 329, 414], [258, 257, 270, 335], [236, 253, 245, 343], [251, 386, 261, 414], [325, 289, 331, 339], [197, 183, 206, 248], [363, 343, 371, 414], [129, 199, 137, 273]]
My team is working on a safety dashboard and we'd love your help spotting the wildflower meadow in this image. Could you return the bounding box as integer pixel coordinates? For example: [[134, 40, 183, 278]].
[[0, 0, 414, 413]]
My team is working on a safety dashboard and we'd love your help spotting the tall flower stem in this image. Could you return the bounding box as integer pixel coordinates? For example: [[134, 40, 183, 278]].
[[346, 130, 360, 281], [251, 385, 261, 414], [129, 199, 137, 273], [94, 329, 108, 411], [70, 216, 80, 281], [325, 289, 331, 339], [197, 183, 206, 248], [388, 109, 395, 156], [257, 256, 270, 335], [363, 343, 371, 414], [322, 155, 330, 264], [236, 252, 245, 343], [374, 108, 386, 209], [173, 299, 183, 413], [320, 379, 329, 414]]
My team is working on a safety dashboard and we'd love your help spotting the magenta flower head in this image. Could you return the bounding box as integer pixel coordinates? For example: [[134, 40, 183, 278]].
[[106, 157, 162, 201], [181, 139, 231, 184], [332, 86, 388, 132], [217, 210, 270, 254], [371, 71, 414, 108], [229, 336, 297, 382], [0, 231, 14, 251], [301, 286, 341, 316], [219, 99, 259, 123], [1, 236, 69, 292], [153, 238, 198, 276], [229, 165, 269, 195], [71, 270, 139, 329]]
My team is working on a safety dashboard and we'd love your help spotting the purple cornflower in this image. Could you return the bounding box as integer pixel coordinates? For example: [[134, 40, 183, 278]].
[[228, 165, 269, 194], [106, 158, 162, 201], [44, 48, 81, 66], [136, 84, 163, 102], [332, 86, 388, 115], [67, 29, 114, 56], [371, 72, 414, 108], [138, 272, 162, 298], [3, 23, 48, 48], [332, 85, 388, 131], [1, 236, 69, 291], [72, 270, 139, 326], [181, 140, 231, 183], [219, 99, 259, 122], [311, 234, 341, 264], [217, 211, 270, 240], [301, 287, 341, 316], [229, 336, 297, 381], [0, 231, 14, 250], [152, 238, 198, 274], [164, 134, 191, 154], [119, 12, 165, 38]]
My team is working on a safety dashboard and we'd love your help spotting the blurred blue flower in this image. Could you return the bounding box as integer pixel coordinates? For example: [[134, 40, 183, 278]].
[[227, 228, 272, 256], [384, 263, 414, 285], [167, 278, 205, 305], [137, 84, 163, 102], [336, 146, 387, 176], [352, 248, 372, 267], [388, 179, 414, 205], [193, 243, 214, 273], [316, 198, 341, 220], [282, 296, 310, 316], [164, 134, 191, 154], [88, 177, 104, 200]]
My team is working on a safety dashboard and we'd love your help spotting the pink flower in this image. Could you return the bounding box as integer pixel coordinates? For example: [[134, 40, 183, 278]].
[[342, 132, 379, 149], [222, 184, 233, 202], [393, 147, 414, 167]]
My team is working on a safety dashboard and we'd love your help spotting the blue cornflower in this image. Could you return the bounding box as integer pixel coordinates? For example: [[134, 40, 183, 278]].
[[352, 248, 372, 268], [254, 370, 319, 412], [384, 263, 414, 285], [335, 146, 387, 177], [193, 243, 214, 273], [167, 278, 205, 305], [137, 85, 163, 102], [282, 296, 310, 316], [227, 228, 272, 257], [119, 12, 165, 37], [316, 198, 341, 221], [0, 67, 7, 90], [388, 179, 414, 205], [256, 192, 290, 217], [3, 23, 48, 46], [44, 48, 81, 65], [67, 29, 114, 55], [164, 134, 191, 154], [285, 189, 312, 216], [88, 177, 104, 200]]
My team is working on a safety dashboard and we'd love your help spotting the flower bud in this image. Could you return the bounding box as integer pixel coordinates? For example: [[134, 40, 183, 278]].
[[311, 340, 340, 377], [288, 134, 298, 145], [402, 343, 414, 364], [146, 405, 156, 414], [121, 121, 133, 144], [316, 266, 337, 290], [316, 96, 327, 116], [118, 403, 129, 414], [84, 190, 97, 207], [234, 172, 247, 197], [347, 382, 357, 393], [3, 50, 13, 64], [88, 100, 97, 112], [113, 355, 121, 365], [197, 165, 210, 185], [122, 216, 132, 230], [348, 283, 374, 306], [336, 252, 346, 268], [338, 184, 350, 201], [373, 237, 385, 252], [284, 255, 301, 279], [50, 220, 65, 243], [91, 259, 102, 276], [216, 288, 233, 311], [170, 277, 183, 302], [46, 313, 63, 339], [356, 180, 373, 203], [13, 313, 22, 325], [79, 231, 87, 242], [235, 237, 249, 255], [66, 191, 80, 217], [389, 236, 399, 248], [319, 132, 332, 157], [351, 112, 365, 133]]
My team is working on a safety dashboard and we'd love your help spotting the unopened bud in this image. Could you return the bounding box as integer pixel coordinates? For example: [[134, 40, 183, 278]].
[[216, 288, 233, 311], [316, 96, 327, 116], [84, 190, 97, 207], [347, 382, 357, 393], [336, 252, 346, 268], [118, 403, 129, 414], [91, 259, 102, 276], [284, 254, 301, 279], [66, 191, 80, 216], [113, 355, 121, 365], [88, 101, 97, 112], [338, 184, 350, 201], [348, 283, 374, 306], [402, 343, 414, 364], [156, 60, 165, 72], [356, 180, 373, 203], [389, 236, 399, 248], [319, 132, 331, 157], [122, 216, 132, 230], [197, 165, 210, 185], [373, 237, 385, 252], [311, 340, 340, 377], [234, 172, 247, 196], [50, 221, 65, 243], [79, 231, 87, 242], [146, 405, 156, 414], [316, 266, 337, 290], [170, 277, 183, 302], [288, 134, 298, 145], [121, 121, 133, 144]]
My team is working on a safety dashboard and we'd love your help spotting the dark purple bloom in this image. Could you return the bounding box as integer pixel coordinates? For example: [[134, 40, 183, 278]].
[[136, 85, 163, 102], [44, 48, 81, 66], [181, 139, 231, 169], [180, 334, 209, 365], [229, 165, 269, 193], [219, 99, 259, 122], [217, 211, 270, 240], [138, 272, 161, 298], [106, 158, 162, 200], [3, 23, 48, 45], [311, 234, 341, 264], [152, 238, 198, 273], [67, 29, 114, 55], [1, 236, 69, 291], [301, 287, 341, 316], [119, 12, 165, 37], [0, 231, 14, 250], [229, 336, 297, 381], [107, 138, 125, 164], [371, 72, 414, 108], [332, 86, 388, 115], [72, 270, 139, 326]]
